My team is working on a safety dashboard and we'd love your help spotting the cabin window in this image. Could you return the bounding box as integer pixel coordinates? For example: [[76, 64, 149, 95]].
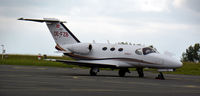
[[110, 47, 115, 51], [135, 48, 142, 55], [89, 44, 92, 51], [118, 48, 123, 52], [102, 47, 107, 51]]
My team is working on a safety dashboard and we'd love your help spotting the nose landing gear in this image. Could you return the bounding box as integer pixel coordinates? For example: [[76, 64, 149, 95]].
[[118, 68, 130, 77], [155, 72, 165, 80], [90, 67, 99, 76]]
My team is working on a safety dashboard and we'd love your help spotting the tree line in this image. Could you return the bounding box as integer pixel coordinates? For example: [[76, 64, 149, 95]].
[[182, 43, 200, 63]]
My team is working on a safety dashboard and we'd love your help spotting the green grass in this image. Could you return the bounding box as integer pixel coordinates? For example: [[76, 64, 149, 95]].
[[140, 62, 200, 76], [0, 54, 200, 76], [0, 54, 76, 68], [164, 62, 200, 75]]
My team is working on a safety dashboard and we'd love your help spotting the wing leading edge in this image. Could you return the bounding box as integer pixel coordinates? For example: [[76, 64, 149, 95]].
[[45, 59, 131, 68]]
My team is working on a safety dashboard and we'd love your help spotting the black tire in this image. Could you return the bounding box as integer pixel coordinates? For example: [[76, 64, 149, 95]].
[[155, 72, 165, 80], [159, 72, 165, 80], [137, 68, 144, 78], [118, 69, 126, 77], [90, 69, 97, 76]]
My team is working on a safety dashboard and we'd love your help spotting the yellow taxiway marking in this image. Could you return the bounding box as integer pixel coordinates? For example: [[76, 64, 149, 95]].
[[36, 68, 47, 70], [73, 76, 79, 79], [12, 66, 47, 70], [13, 66, 31, 69], [183, 85, 199, 88], [69, 89, 128, 92]]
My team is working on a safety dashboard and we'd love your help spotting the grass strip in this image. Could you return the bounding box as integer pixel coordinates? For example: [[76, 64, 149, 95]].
[[1, 54, 200, 75]]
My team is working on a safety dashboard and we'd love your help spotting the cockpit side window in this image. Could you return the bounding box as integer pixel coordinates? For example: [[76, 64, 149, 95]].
[[135, 48, 143, 55], [142, 47, 156, 55]]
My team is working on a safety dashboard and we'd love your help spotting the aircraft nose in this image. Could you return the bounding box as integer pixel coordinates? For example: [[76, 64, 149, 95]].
[[164, 58, 183, 68], [174, 60, 183, 68]]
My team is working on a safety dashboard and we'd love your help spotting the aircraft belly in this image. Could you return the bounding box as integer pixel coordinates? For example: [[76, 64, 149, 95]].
[[117, 61, 132, 67], [127, 61, 140, 67]]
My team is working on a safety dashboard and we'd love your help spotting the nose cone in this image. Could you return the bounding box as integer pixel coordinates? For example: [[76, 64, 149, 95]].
[[173, 60, 183, 68], [164, 57, 183, 68]]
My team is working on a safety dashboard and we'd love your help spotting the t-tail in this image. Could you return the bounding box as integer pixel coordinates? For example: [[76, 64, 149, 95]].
[[18, 18, 80, 50]]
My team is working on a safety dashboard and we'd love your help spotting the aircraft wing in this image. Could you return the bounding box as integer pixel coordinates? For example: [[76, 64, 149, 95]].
[[45, 59, 131, 68]]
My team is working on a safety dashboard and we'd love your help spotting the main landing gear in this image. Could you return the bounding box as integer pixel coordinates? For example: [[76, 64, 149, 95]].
[[118, 68, 144, 77], [155, 72, 165, 80], [118, 68, 130, 77], [90, 67, 99, 76], [89, 67, 165, 80], [136, 68, 144, 78]]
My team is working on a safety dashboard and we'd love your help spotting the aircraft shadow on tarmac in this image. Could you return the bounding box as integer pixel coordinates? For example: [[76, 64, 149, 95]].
[[41, 71, 159, 80]]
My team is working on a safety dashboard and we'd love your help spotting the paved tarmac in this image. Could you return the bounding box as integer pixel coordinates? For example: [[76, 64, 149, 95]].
[[0, 65, 200, 96]]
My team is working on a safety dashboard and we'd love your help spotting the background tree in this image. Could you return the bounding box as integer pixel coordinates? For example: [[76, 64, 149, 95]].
[[182, 43, 200, 62]]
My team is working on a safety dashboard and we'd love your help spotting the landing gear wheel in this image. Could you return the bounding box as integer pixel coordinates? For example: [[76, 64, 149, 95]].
[[90, 67, 99, 76], [155, 72, 165, 80], [118, 68, 130, 77], [136, 68, 144, 78], [90, 70, 97, 76], [119, 70, 126, 77]]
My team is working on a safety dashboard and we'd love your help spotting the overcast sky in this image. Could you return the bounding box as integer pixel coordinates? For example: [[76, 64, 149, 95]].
[[0, 0, 199, 59]]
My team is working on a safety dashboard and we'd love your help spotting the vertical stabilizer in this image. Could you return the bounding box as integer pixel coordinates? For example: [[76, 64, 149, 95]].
[[18, 18, 80, 47]]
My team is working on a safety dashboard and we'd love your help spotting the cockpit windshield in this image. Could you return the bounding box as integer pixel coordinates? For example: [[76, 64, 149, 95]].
[[142, 47, 157, 55]]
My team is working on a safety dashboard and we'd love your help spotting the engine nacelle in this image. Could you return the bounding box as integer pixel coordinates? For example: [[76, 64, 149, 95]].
[[67, 43, 92, 54]]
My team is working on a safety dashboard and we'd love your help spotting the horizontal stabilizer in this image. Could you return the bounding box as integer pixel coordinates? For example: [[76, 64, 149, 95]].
[[18, 17, 66, 23]]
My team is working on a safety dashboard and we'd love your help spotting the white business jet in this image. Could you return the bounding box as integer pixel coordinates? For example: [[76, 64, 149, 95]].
[[18, 18, 182, 80]]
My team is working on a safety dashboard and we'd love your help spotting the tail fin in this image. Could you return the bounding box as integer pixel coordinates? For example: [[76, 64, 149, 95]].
[[18, 18, 80, 47]]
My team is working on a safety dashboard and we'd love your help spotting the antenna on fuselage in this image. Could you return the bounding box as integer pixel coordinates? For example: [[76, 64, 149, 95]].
[[107, 40, 110, 44], [93, 40, 96, 43]]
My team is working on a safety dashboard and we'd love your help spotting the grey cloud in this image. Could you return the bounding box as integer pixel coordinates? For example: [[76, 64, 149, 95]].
[[0, 0, 79, 18], [183, 0, 200, 12]]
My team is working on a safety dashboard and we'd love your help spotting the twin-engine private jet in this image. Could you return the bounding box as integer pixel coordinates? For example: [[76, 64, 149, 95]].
[[18, 18, 182, 80]]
